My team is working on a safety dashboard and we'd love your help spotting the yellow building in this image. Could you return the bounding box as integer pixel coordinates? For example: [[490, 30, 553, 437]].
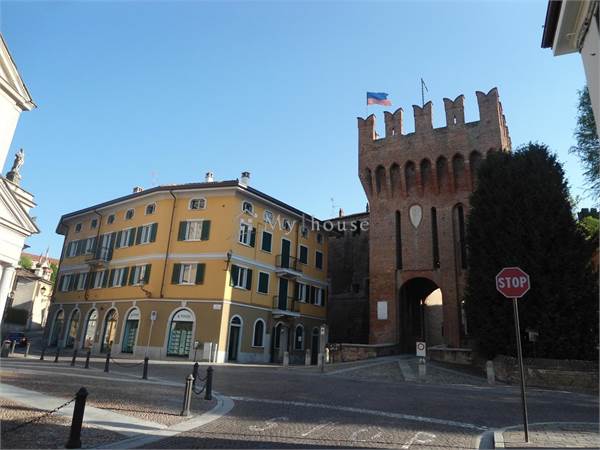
[[47, 173, 328, 363]]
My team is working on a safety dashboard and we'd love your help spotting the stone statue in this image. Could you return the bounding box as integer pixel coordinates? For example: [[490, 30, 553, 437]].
[[11, 149, 25, 173], [6, 148, 25, 185]]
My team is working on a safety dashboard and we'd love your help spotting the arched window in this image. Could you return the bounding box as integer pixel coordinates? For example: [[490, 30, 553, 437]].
[[228, 316, 243, 361], [167, 309, 194, 357], [145, 203, 156, 215], [405, 161, 416, 195], [436, 156, 449, 193], [294, 325, 304, 350], [252, 319, 265, 347], [452, 154, 466, 191], [121, 308, 140, 354], [420, 159, 432, 193], [189, 198, 206, 210], [49, 309, 64, 347], [375, 165, 386, 194], [125, 209, 135, 220], [390, 163, 401, 197], [364, 168, 373, 195], [242, 201, 254, 214], [101, 309, 118, 353], [264, 210, 274, 225], [469, 151, 483, 188], [65, 309, 80, 348], [82, 309, 97, 349]]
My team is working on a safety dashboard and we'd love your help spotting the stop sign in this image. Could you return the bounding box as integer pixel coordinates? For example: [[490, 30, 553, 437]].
[[496, 267, 530, 298]]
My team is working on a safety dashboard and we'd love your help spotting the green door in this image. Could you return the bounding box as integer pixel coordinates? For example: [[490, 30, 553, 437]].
[[278, 279, 288, 310], [167, 321, 193, 357], [122, 319, 138, 353]]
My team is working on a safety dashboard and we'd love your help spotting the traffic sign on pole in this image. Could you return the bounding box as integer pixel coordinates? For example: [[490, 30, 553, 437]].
[[496, 266, 531, 443]]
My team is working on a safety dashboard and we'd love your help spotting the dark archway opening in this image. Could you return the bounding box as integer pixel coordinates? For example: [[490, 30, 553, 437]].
[[398, 278, 441, 353]]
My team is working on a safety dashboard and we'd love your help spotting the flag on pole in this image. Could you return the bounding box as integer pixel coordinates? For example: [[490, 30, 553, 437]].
[[367, 92, 392, 106]]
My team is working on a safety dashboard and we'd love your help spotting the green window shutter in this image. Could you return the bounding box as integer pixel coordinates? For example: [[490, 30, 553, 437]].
[[58, 275, 65, 290], [135, 226, 143, 245], [261, 232, 272, 252], [250, 227, 256, 247], [322, 289, 327, 306], [90, 237, 97, 254], [171, 263, 181, 284], [128, 228, 136, 246], [150, 223, 158, 242], [201, 220, 211, 241], [70, 274, 78, 291], [115, 231, 123, 248], [122, 267, 129, 286], [294, 282, 299, 300], [102, 270, 109, 288], [108, 269, 115, 287], [230, 265, 239, 286], [128, 267, 136, 285], [245, 268, 253, 290], [110, 232, 117, 248], [258, 273, 268, 293], [89, 272, 96, 288], [195, 263, 206, 284], [144, 264, 151, 284], [316, 251, 323, 269], [310, 286, 316, 304], [178, 221, 187, 241], [300, 246, 308, 264]]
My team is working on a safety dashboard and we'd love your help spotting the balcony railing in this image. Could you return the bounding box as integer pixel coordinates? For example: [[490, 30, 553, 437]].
[[275, 255, 302, 273], [86, 245, 113, 266], [272, 295, 300, 313]]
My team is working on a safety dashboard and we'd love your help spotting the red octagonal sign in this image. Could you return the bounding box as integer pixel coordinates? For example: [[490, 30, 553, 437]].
[[496, 267, 531, 299]]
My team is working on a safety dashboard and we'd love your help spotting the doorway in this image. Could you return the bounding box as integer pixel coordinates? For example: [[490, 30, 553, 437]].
[[228, 316, 242, 361], [398, 278, 441, 353], [310, 327, 319, 365]]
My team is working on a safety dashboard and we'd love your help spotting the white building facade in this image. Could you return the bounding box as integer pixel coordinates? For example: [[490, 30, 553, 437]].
[[0, 34, 38, 325]]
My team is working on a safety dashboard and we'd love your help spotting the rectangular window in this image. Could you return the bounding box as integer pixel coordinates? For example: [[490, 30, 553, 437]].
[[135, 223, 157, 245], [66, 241, 78, 258], [98, 233, 113, 260], [130, 265, 147, 285], [110, 267, 128, 287], [296, 282, 308, 302], [117, 228, 135, 248], [92, 271, 105, 289], [257, 272, 269, 294], [261, 231, 272, 252], [299, 245, 308, 264], [180, 220, 211, 241], [180, 263, 194, 284], [315, 251, 323, 270], [171, 263, 205, 285], [315, 288, 323, 306], [230, 264, 253, 290], [59, 274, 72, 292], [76, 273, 88, 291]]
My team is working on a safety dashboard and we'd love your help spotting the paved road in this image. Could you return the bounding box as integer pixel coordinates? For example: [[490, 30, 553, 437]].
[[1, 356, 597, 448]]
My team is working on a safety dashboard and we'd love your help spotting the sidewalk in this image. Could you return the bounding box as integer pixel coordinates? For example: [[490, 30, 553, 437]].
[[495, 422, 600, 448]]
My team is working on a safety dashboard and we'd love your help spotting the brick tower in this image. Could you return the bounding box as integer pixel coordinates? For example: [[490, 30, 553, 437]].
[[358, 87, 511, 351]]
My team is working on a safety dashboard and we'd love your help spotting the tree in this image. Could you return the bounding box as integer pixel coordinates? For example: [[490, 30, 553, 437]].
[[464, 143, 598, 361], [18, 255, 32, 269], [50, 263, 58, 284], [570, 86, 599, 201]]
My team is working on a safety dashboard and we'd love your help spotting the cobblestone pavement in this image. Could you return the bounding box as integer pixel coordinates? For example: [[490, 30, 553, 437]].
[[501, 423, 600, 448], [1, 356, 598, 449], [0, 397, 123, 449]]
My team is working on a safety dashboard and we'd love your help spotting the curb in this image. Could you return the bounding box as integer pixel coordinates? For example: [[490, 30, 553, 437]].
[[493, 430, 505, 448]]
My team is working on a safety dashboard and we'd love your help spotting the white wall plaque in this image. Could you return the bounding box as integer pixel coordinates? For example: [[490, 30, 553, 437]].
[[409, 204, 422, 228], [377, 301, 388, 320]]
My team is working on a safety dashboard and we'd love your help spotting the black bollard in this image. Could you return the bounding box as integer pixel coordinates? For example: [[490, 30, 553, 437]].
[[54, 347, 60, 363], [192, 362, 199, 388], [24, 342, 30, 358], [104, 351, 110, 373], [40, 346, 46, 360], [205, 366, 213, 400], [10, 340, 16, 355], [84, 350, 91, 369], [71, 348, 78, 367], [65, 387, 88, 449], [142, 357, 149, 380], [180, 374, 194, 417]]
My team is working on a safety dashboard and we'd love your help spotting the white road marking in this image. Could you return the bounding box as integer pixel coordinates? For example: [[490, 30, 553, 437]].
[[230, 396, 487, 431], [249, 416, 289, 432], [350, 428, 370, 441], [401, 431, 436, 449], [300, 421, 335, 437]]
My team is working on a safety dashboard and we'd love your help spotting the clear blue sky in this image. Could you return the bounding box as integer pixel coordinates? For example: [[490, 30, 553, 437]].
[[1, 0, 589, 258]]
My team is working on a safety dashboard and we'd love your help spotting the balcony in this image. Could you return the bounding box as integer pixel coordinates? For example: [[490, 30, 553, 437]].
[[85, 245, 112, 268], [272, 295, 300, 317], [275, 255, 302, 279]]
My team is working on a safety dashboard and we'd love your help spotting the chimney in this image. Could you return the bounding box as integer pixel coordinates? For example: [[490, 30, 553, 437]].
[[133, 186, 143, 193], [205, 172, 214, 183], [338, 208, 344, 218], [240, 171, 250, 187]]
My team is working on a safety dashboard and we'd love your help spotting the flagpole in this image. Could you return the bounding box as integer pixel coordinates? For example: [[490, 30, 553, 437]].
[[421, 78, 424, 107]]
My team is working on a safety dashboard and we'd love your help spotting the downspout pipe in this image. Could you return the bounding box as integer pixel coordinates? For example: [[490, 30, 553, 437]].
[[84, 210, 103, 301], [160, 190, 177, 298]]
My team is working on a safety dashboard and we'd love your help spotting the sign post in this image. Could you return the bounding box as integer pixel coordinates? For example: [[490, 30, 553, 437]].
[[496, 267, 530, 443], [145, 311, 157, 358]]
